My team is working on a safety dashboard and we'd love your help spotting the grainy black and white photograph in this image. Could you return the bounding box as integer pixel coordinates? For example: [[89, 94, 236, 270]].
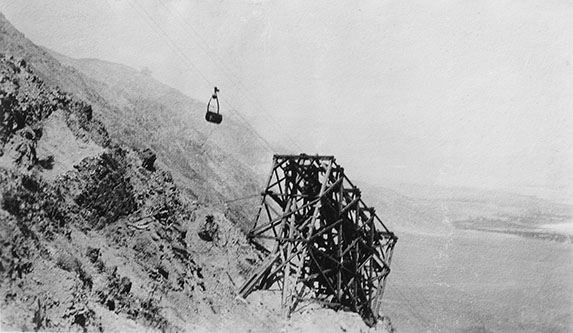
[[0, 1, 571, 332]]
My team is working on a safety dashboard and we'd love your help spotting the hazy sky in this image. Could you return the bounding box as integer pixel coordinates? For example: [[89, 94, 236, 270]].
[[1, 0, 571, 194]]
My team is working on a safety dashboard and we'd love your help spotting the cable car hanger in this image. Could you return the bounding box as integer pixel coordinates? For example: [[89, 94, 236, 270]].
[[205, 86, 222, 124]]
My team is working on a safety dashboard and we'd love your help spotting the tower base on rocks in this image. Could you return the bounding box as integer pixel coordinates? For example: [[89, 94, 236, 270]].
[[238, 154, 398, 325]]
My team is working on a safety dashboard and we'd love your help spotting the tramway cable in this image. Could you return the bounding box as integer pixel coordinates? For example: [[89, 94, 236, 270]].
[[149, 0, 304, 152], [129, 1, 277, 153]]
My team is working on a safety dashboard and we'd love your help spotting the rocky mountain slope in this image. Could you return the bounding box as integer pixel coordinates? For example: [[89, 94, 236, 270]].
[[0, 11, 267, 231], [0, 12, 392, 332], [48, 52, 273, 177]]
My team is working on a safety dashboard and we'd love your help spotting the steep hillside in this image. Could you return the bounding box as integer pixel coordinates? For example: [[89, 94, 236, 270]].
[[49, 52, 272, 178], [49, 51, 273, 179], [0, 12, 266, 230], [0, 13, 393, 333], [49, 52, 280, 229], [0, 49, 210, 332]]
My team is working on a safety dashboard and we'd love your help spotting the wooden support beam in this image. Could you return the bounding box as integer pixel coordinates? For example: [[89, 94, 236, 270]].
[[306, 218, 344, 243], [297, 268, 336, 283], [238, 252, 281, 297], [241, 154, 397, 325], [284, 159, 334, 315], [341, 196, 361, 214], [251, 159, 278, 231], [251, 198, 320, 235], [308, 248, 339, 297]]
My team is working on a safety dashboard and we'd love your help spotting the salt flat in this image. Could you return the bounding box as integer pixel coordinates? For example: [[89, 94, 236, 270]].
[[381, 229, 572, 332], [541, 222, 573, 237]]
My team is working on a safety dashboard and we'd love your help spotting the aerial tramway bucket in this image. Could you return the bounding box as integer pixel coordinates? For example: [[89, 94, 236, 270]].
[[205, 86, 222, 124]]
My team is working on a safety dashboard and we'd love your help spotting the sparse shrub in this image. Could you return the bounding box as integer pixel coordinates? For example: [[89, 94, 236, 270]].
[[94, 266, 170, 330], [150, 263, 169, 281], [74, 150, 137, 226], [0, 91, 22, 144], [1, 173, 46, 220], [32, 298, 47, 331], [198, 215, 218, 242], [132, 235, 158, 261], [139, 148, 156, 171], [6, 256, 33, 280], [94, 257, 106, 273], [72, 310, 91, 332], [78, 267, 93, 290], [13, 137, 38, 169], [38, 155, 54, 170], [75, 148, 137, 226], [86, 247, 100, 263], [139, 297, 169, 332], [96, 267, 134, 314], [1, 186, 38, 219], [56, 253, 82, 273], [86, 246, 106, 272], [1, 192, 23, 217], [119, 276, 132, 294], [80, 104, 93, 121], [42, 198, 66, 228], [56, 253, 92, 289], [1, 172, 73, 239], [63, 285, 98, 333], [20, 173, 40, 192]]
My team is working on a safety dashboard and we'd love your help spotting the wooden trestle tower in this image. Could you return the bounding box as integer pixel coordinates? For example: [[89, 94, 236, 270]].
[[238, 154, 397, 325]]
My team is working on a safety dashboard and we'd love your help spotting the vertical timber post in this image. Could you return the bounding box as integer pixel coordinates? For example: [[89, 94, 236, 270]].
[[239, 154, 398, 326]]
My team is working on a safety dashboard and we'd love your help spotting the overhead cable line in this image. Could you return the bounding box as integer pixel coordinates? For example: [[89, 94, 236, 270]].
[[224, 192, 261, 204], [128, 0, 278, 153], [128, 1, 213, 86], [219, 96, 278, 153], [151, 0, 304, 152]]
